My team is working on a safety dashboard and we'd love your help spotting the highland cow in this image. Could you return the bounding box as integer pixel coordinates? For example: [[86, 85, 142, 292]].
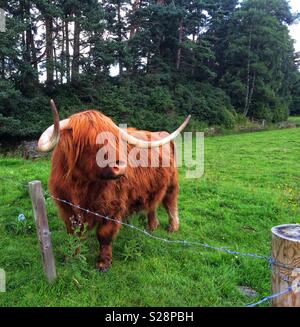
[[38, 100, 190, 271]]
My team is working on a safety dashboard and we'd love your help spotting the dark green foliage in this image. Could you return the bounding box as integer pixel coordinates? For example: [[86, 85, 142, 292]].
[[0, 0, 299, 139], [290, 76, 300, 115], [217, 0, 298, 121]]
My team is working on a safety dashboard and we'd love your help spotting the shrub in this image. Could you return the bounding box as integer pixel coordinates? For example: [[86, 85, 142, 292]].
[[272, 104, 289, 123], [0, 76, 239, 140]]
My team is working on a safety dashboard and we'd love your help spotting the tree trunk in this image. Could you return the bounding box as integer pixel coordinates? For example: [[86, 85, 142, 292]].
[[129, 0, 140, 39], [29, 31, 38, 72], [61, 19, 65, 84], [176, 19, 184, 70], [117, 2, 123, 77], [19, 0, 39, 93], [156, 0, 165, 60], [20, 2, 30, 93], [24, 0, 38, 73], [65, 18, 71, 83], [244, 32, 252, 116], [54, 46, 59, 81], [191, 33, 196, 76], [146, 51, 151, 73], [245, 72, 256, 117], [71, 17, 80, 83], [45, 15, 54, 87]]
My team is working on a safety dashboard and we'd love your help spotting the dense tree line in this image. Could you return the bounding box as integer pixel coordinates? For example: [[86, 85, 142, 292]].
[[0, 0, 299, 139]]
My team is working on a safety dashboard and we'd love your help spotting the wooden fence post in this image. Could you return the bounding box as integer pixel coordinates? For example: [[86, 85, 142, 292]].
[[28, 181, 57, 283], [271, 224, 300, 307]]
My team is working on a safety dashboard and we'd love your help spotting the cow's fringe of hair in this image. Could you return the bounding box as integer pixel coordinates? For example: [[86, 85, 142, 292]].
[[58, 110, 121, 179]]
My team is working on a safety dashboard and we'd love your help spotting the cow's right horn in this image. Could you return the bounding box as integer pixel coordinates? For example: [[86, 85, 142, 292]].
[[37, 100, 69, 153], [116, 115, 191, 149]]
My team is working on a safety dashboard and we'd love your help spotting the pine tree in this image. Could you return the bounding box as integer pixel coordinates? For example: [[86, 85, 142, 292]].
[[219, 0, 297, 121]]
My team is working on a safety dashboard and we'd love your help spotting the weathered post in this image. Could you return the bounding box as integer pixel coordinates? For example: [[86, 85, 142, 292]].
[[271, 224, 300, 307], [28, 181, 57, 283]]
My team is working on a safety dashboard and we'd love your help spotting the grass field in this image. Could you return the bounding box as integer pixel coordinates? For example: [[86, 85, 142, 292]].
[[0, 127, 300, 307], [289, 116, 300, 126]]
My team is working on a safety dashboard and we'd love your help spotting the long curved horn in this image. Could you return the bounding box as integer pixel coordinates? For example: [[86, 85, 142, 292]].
[[116, 115, 191, 148], [37, 100, 69, 152]]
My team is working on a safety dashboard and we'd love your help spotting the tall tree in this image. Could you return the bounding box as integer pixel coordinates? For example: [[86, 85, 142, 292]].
[[219, 0, 297, 120]]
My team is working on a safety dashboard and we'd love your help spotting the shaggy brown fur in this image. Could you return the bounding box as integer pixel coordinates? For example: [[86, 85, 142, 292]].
[[49, 110, 179, 271]]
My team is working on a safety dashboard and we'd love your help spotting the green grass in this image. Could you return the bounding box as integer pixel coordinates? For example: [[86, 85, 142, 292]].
[[0, 127, 300, 307], [288, 116, 300, 126]]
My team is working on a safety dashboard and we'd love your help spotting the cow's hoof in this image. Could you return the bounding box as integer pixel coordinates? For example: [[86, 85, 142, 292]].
[[167, 224, 179, 233], [96, 261, 111, 272], [147, 219, 159, 232]]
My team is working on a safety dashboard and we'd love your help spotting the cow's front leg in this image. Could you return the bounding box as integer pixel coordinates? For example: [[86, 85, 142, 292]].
[[147, 210, 159, 232], [96, 219, 121, 272]]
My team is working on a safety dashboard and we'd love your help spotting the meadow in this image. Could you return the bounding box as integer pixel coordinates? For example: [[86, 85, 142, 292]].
[[0, 127, 300, 307], [289, 116, 300, 126]]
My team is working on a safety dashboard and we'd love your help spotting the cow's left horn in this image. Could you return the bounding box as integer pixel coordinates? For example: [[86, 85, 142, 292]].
[[37, 100, 69, 152], [116, 115, 191, 148]]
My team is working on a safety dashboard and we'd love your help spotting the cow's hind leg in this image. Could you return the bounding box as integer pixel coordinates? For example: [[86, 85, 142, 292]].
[[163, 184, 179, 233], [147, 210, 159, 232], [96, 220, 121, 272]]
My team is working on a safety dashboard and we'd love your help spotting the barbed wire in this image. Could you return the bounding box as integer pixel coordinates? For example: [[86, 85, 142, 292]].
[[2, 175, 300, 307], [48, 194, 300, 307], [0, 176, 275, 264], [246, 286, 293, 307], [49, 194, 270, 260], [47, 194, 299, 269]]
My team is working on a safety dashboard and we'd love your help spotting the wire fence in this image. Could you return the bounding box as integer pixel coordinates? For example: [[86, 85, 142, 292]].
[[1, 175, 299, 307], [246, 284, 299, 307]]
